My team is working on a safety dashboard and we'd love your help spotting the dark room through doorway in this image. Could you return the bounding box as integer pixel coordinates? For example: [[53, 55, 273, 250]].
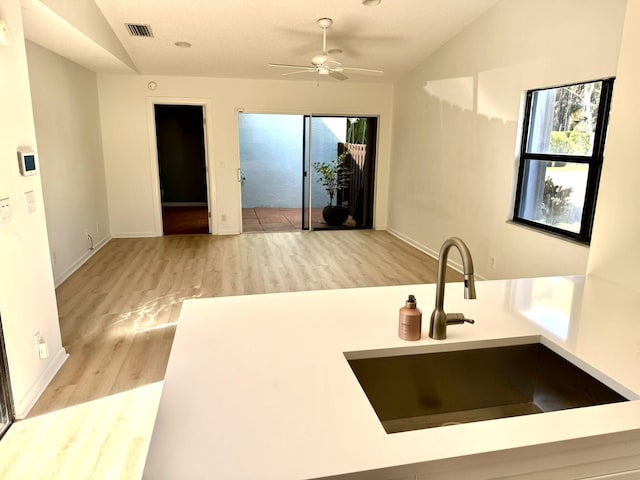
[[154, 104, 210, 235]]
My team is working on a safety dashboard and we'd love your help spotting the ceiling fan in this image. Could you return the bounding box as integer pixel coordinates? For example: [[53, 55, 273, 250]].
[[268, 18, 384, 81]]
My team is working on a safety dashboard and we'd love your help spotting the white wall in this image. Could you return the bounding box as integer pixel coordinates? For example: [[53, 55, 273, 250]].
[[97, 75, 393, 236], [37, 0, 134, 68], [0, 0, 66, 418], [587, 0, 640, 290], [387, 0, 627, 279], [21, 0, 136, 73], [26, 41, 111, 286]]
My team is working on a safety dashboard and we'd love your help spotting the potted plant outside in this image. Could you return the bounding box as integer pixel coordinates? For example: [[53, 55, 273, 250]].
[[313, 149, 351, 226]]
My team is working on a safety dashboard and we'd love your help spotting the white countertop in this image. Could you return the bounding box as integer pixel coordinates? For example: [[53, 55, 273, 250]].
[[143, 275, 640, 479]]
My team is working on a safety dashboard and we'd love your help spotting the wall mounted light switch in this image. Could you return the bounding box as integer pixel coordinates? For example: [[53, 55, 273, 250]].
[[25, 190, 36, 214], [0, 197, 12, 225]]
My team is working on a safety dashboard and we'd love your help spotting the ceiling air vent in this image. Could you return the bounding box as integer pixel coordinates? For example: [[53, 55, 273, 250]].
[[125, 23, 154, 38]]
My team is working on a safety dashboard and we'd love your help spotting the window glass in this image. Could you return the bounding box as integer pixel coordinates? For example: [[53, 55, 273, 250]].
[[513, 78, 613, 243], [517, 160, 588, 234], [525, 81, 603, 157]]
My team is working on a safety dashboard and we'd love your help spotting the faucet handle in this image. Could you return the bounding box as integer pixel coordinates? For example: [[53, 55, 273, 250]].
[[445, 313, 475, 325]]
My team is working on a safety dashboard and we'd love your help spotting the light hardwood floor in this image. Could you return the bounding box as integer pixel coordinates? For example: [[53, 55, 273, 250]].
[[0, 230, 460, 479]]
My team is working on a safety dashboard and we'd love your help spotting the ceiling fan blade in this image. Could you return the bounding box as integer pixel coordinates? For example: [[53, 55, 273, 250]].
[[329, 71, 348, 81], [324, 56, 342, 69], [281, 69, 316, 76], [271, 19, 380, 84], [268, 63, 313, 69], [341, 67, 384, 76]]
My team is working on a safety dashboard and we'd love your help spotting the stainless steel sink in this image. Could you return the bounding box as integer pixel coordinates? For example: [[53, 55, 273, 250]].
[[346, 343, 628, 433]]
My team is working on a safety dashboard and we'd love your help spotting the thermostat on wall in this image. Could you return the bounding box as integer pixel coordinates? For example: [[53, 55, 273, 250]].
[[17, 149, 37, 176]]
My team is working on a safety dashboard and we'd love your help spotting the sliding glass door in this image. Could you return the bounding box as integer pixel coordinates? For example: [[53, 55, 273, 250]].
[[302, 116, 311, 230], [306, 115, 377, 230], [239, 114, 304, 233], [239, 113, 377, 232]]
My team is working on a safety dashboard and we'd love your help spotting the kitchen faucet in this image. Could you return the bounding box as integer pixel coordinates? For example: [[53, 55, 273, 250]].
[[429, 237, 476, 340]]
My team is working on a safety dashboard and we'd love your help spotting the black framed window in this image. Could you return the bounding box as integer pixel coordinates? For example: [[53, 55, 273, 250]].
[[513, 78, 614, 244]]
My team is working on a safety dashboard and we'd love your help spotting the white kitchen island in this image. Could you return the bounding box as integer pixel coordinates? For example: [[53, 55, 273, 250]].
[[143, 275, 640, 479]]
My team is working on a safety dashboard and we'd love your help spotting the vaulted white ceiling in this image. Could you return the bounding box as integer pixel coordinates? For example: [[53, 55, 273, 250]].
[[22, 0, 501, 83]]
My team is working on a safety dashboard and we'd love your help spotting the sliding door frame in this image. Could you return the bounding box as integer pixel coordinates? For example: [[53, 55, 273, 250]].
[[236, 110, 380, 233]]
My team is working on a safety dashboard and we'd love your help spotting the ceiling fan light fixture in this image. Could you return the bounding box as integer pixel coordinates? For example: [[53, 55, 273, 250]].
[[311, 54, 328, 66], [362, 0, 381, 5]]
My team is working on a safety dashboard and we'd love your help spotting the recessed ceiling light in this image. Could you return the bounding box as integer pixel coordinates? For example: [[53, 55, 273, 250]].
[[362, 0, 381, 5], [328, 48, 343, 55], [174, 41, 191, 48]]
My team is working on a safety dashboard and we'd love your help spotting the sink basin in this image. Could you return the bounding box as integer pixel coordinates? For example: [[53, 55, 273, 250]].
[[346, 343, 628, 433]]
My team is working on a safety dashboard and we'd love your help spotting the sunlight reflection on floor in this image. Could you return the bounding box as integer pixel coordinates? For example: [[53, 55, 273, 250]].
[[110, 292, 203, 337], [0, 382, 163, 480]]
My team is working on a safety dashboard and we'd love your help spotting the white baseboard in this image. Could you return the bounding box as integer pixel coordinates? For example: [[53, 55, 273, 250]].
[[13, 346, 68, 419], [385, 227, 486, 280], [386, 227, 439, 259], [54, 235, 112, 288]]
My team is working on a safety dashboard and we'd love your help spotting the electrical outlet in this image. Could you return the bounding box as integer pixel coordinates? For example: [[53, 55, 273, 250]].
[[33, 331, 48, 359], [489, 256, 497, 270], [51, 252, 57, 266], [96, 222, 100, 233]]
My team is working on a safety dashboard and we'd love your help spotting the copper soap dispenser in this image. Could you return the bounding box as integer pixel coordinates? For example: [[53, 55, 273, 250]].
[[398, 294, 422, 341]]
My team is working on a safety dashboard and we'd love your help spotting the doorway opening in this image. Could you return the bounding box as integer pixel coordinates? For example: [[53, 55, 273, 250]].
[[0, 314, 14, 439], [154, 104, 210, 235], [239, 113, 377, 232]]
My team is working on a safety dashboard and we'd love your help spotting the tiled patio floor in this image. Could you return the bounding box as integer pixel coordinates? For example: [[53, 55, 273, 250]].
[[242, 208, 315, 232], [160, 207, 358, 234], [242, 208, 356, 232]]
